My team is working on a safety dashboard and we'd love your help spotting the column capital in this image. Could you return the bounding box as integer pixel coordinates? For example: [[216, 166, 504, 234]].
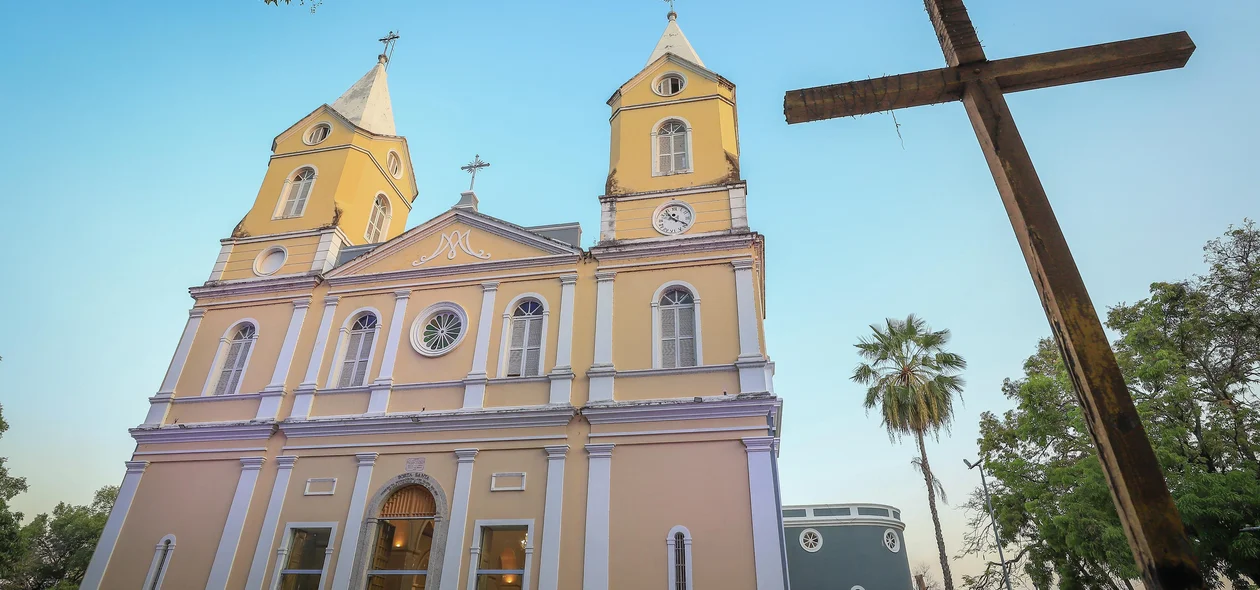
[[455, 448, 480, 462], [355, 452, 379, 467], [292, 297, 313, 310], [742, 436, 775, 452], [559, 274, 579, 285], [731, 258, 756, 271], [481, 281, 500, 291], [189, 308, 207, 319], [544, 445, 570, 459], [276, 455, 299, 468], [323, 295, 341, 306], [585, 443, 615, 458], [240, 456, 267, 470], [595, 271, 616, 282], [394, 289, 412, 300], [124, 460, 150, 474]]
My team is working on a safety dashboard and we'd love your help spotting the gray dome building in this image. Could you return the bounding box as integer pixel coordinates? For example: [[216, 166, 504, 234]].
[[782, 503, 913, 590]]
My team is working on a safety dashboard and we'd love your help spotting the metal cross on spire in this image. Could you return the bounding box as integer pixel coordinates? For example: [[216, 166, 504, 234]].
[[663, 0, 676, 14], [460, 154, 490, 191], [378, 31, 400, 68]]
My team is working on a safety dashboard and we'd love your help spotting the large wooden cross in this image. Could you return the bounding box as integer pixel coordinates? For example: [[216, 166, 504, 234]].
[[784, 2, 1203, 588]]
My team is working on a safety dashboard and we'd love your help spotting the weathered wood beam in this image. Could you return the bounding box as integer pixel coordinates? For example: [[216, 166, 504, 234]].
[[784, 32, 1194, 124]]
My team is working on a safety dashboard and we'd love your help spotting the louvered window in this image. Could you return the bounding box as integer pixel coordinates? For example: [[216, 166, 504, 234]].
[[657, 120, 689, 175], [213, 324, 256, 395], [507, 300, 544, 377], [365, 195, 390, 243], [338, 314, 378, 388], [280, 168, 316, 218], [659, 289, 697, 368]]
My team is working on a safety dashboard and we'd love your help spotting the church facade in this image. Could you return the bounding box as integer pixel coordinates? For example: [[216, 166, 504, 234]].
[[83, 12, 786, 590]]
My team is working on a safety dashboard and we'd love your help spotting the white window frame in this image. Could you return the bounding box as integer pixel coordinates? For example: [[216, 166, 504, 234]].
[[272, 165, 319, 220], [666, 525, 693, 590], [387, 150, 404, 179], [650, 116, 694, 177], [496, 293, 550, 378], [410, 302, 470, 358], [489, 472, 527, 492], [325, 308, 382, 389], [269, 521, 338, 590], [466, 519, 535, 590], [142, 534, 177, 590], [651, 282, 703, 369], [303, 122, 332, 146], [364, 193, 392, 243], [252, 245, 289, 277], [303, 478, 337, 496], [202, 319, 260, 396], [652, 71, 688, 97]]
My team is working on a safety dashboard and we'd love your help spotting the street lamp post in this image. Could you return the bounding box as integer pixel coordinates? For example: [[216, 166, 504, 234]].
[[965, 458, 1013, 590]]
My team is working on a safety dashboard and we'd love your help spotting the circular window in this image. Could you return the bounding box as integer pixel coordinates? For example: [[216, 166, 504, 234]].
[[304, 122, 331, 145], [253, 246, 287, 276], [410, 303, 468, 357], [654, 73, 686, 96], [883, 528, 900, 553], [387, 151, 404, 179], [799, 528, 822, 553]]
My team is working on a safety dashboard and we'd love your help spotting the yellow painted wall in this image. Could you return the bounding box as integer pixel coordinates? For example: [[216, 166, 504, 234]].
[[216, 234, 323, 282], [609, 263, 742, 371], [486, 278, 566, 379], [609, 188, 733, 241], [391, 284, 484, 384], [456, 448, 548, 590], [174, 302, 293, 401], [388, 386, 465, 413]]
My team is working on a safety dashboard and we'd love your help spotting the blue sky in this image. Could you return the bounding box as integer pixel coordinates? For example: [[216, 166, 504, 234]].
[[0, 0, 1256, 584]]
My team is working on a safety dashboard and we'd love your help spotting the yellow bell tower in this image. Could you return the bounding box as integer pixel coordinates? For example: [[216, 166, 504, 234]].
[[601, 10, 746, 244], [208, 55, 419, 283]]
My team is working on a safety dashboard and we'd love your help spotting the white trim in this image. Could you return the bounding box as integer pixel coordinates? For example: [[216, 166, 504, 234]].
[[651, 280, 703, 369], [731, 259, 769, 394], [496, 292, 551, 379], [537, 446, 567, 590], [279, 405, 577, 438], [304, 477, 338, 496], [202, 319, 261, 397], [245, 456, 298, 590], [883, 528, 902, 553], [489, 472, 527, 492], [583, 444, 614, 590], [132, 446, 268, 456], [386, 149, 405, 179], [595, 253, 745, 271], [728, 185, 749, 231], [190, 275, 322, 301], [141, 534, 177, 590], [666, 525, 694, 590], [599, 181, 745, 203], [438, 449, 479, 590], [326, 307, 383, 390], [207, 457, 266, 590], [582, 395, 779, 425], [293, 297, 340, 419], [282, 434, 565, 451], [148, 308, 207, 425], [411, 301, 472, 358], [272, 164, 320, 220], [364, 192, 393, 244], [130, 421, 276, 444], [270, 521, 340, 590], [303, 121, 333, 146], [651, 70, 689, 97], [259, 298, 311, 420], [209, 243, 234, 282], [588, 425, 766, 439], [312, 229, 344, 274], [330, 453, 377, 590], [798, 528, 822, 553], [743, 437, 786, 590], [590, 271, 616, 403], [368, 291, 411, 414], [82, 461, 149, 590], [464, 282, 499, 409], [252, 245, 290, 277], [650, 115, 694, 177], [615, 364, 734, 378], [465, 519, 535, 590], [548, 275, 578, 404]]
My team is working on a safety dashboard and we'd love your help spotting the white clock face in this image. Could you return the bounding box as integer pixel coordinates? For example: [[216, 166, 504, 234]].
[[654, 203, 694, 235]]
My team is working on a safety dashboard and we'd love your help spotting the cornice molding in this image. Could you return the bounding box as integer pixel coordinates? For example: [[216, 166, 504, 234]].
[[582, 394, 778, 425], [192, 275, 321, 301], [219, 226, 349, 247], [130, 421, 278, 444], [598, 181, 746, 203], [325, 255, 582, 288], [279, 405, 578, 438], [592, 232, 761, 261]]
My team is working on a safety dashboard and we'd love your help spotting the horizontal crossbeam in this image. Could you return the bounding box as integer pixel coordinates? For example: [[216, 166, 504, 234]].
[[784, 31, 1194, 123]]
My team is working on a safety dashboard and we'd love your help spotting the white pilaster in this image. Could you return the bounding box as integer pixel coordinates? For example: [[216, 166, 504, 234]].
[[588, 272, 616, 403], [732, 259, 769, 393], [728, 185, 749, 231], [311, 229, 344, 274], [743, 437, 786, 590], [599, 199, 616, 242], [537, 445, 569, 590], [207, 457, 267, 590], [547, 274, 579, 404], [368, 291, 411, 415], [244, 456, 298, 590], [292, 296, 339, 419], [439, 449, 479, 590], [330, 453, 378, 590], [208, 242, 234, 281], [81, 461, 149, 590], [257, 299, 311, 420], [463, 282, 498, 408], [582, 444, 614, 590], [144, 308, 206, 426]]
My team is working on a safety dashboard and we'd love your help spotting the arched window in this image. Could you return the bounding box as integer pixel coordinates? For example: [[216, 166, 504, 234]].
[[210, 323, 256, 396], [367, 485, 438, 589], [666, 526, 693, 590], [365, 195, 390, 243], [338, 313, 378, 388], [142, 535, 176, 590], [655, 120, 690, 176], [279, 167, 316, 218], [387, 151, 404, 178], [659, 288, 697, 368], [506, 300, 544, 377]]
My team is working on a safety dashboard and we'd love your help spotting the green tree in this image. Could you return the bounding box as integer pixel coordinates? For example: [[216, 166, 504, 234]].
[[5, 487, 117, 590], [0, 406, 30, 584], [852, 315, 967, 590]]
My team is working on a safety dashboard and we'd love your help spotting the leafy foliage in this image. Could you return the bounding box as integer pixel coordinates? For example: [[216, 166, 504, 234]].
[[962, 221, 1260, 589]]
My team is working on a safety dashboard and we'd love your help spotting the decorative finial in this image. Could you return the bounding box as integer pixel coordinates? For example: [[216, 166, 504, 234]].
[[378, 31, 400, 69], [664, 0, 676, 19], [460, 154, 491, 191]]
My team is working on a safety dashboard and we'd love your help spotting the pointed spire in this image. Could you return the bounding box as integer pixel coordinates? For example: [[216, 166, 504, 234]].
[[647, 10, 704, 67], [331, 55, 397, 136]]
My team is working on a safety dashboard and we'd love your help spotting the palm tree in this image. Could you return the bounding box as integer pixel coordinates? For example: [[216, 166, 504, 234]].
[[852, 315, 966, 590]]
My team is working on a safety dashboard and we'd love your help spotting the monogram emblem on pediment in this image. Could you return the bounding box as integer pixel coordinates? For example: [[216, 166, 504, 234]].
[[411, 230, 492, 266]]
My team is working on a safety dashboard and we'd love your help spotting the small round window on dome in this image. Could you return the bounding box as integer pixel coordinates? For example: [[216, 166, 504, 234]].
[[305, 123, 331, 145], [387, 151, 403, 178], [655, 73, 685, 96]]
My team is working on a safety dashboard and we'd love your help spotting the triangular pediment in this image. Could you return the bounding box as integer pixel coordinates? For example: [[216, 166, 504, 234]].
[[608, 54, 724, 106], [328, 209, 582, 278]]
